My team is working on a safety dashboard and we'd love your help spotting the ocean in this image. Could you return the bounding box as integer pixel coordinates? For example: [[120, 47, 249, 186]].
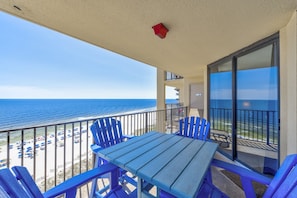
[[210, 99, 279, 111], [0, 99, 177, 131]]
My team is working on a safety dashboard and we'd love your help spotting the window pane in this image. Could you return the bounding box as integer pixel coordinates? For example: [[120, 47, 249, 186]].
[[210, 61, 233, 157], [236, 43, 278, 175]]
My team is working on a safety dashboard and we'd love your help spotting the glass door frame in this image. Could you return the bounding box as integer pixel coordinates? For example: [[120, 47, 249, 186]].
[[207, 33, 280, 165]]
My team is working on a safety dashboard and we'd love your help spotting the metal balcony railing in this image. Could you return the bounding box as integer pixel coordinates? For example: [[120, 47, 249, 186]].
[[210, 108, 279, 145], [0, 106, 187, 194]]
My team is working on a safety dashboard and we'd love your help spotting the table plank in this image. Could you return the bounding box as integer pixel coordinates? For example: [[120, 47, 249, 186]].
[[171, 142, 218, 197], [98, 132, 159, 160], [136, 136, 194, 180], [114, 134, 177, 170], [150, 140, 206, 193], [123, 135, 181, 173]]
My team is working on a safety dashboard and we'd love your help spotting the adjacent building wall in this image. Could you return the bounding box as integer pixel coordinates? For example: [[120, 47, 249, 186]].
[[280, 10, 297, 162]]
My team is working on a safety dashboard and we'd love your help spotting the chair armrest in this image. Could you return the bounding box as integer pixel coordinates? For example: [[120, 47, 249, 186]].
[[212, 159, 272, 184], [43, 163, 119, 198], [212, 159, 272, 198], [91, 143, 103, 153]]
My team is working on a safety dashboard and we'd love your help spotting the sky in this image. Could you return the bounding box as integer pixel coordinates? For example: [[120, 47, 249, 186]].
[[210, 67, 278, 100], [0, 11, 177, 99]]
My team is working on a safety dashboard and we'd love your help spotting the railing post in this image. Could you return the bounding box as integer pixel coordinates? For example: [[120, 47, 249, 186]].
[[145, 112, 148, 133], [170, 108, 173, 134], [266, 111, 270, 145]]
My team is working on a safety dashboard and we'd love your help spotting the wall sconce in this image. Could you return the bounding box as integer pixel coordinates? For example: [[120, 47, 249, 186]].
[[152, 23, 169, 39]]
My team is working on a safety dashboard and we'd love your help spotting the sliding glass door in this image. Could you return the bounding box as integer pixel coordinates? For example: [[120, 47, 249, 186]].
[[236, 43, 279, 174], [209, 34, 279, 174]]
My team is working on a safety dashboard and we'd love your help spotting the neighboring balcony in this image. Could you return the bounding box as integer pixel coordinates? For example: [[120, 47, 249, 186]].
[[165, 72, 183, 81]]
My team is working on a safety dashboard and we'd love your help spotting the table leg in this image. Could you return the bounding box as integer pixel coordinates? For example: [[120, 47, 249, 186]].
[[137, 177, 143, 198], [90, 155, 99, 197]]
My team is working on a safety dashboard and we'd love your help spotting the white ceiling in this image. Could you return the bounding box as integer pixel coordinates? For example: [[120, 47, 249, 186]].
[[1, 0, 296, 81]]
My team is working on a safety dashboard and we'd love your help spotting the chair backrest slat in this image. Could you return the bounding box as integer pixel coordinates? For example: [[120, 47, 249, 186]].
[[0, 168, 33, 198], [184, 117, 189, 137], [193, 117, 201, 139], [100, 118, 112, 147], [111, 119, 123, 144], [188, 116, 195, 138], [91, 121, 104, 147], [12, 166, 44, 197]]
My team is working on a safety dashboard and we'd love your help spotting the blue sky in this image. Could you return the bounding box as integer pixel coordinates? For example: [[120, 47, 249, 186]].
[[0, 11, 176, 99], [211, 67, 278, 100]]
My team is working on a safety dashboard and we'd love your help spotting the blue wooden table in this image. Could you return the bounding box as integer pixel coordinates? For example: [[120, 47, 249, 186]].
[[97, 131, 218, 198]]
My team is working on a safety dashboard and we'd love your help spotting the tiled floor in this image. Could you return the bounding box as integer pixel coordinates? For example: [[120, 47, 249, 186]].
[[212, 153, 246, 197]]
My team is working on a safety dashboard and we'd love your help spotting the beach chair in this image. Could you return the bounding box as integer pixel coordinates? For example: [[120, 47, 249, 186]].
[[0, 163, 132, 198], [90, 117, 136, 196], [177, 116, 210, 141]]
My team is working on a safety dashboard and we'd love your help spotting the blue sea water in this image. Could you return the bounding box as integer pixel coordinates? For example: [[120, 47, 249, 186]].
[[0, 99, 177, 130], [210, 99, 278, 111]]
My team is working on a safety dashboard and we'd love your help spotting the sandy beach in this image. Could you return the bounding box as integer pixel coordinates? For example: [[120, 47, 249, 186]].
[[0, 124, 93, 189], [0, 112, 162, 190]]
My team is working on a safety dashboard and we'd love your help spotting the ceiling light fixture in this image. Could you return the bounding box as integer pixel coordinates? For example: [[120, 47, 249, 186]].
[[152, 23, 168, 39]]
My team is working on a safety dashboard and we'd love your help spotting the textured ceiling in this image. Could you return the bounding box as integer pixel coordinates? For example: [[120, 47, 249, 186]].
[[1, 0, 297, 81]]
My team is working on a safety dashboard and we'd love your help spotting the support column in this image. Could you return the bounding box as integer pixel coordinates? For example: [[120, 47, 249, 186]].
[[178, 79, 190, 109], [156, 68, 166, 132], [204, 67, 208, 119], [157, 68, 165, 110], [280, 11, 297, 162]]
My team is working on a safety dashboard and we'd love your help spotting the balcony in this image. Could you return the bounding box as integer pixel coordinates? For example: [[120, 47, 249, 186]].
[[165, 72, 183, 81], [0, 106, 276, 197]]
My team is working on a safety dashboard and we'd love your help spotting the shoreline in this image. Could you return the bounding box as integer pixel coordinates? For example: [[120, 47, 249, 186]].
[[0, 111, 159, 188], [0, 107, 159, 132]]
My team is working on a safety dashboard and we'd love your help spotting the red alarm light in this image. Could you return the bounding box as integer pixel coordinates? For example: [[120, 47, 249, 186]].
[[152, 23, 169, 39]]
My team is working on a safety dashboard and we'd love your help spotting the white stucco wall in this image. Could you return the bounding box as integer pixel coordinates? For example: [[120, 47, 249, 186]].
[[280, 10, 297, 161]]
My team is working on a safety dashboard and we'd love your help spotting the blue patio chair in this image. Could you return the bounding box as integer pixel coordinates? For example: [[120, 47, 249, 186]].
[[177, 116, 210, 141], [210, 154, 297, 198], [160, 154, 297, 198], [0, 163, 131, 198], [90, 117, 136, 195]]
